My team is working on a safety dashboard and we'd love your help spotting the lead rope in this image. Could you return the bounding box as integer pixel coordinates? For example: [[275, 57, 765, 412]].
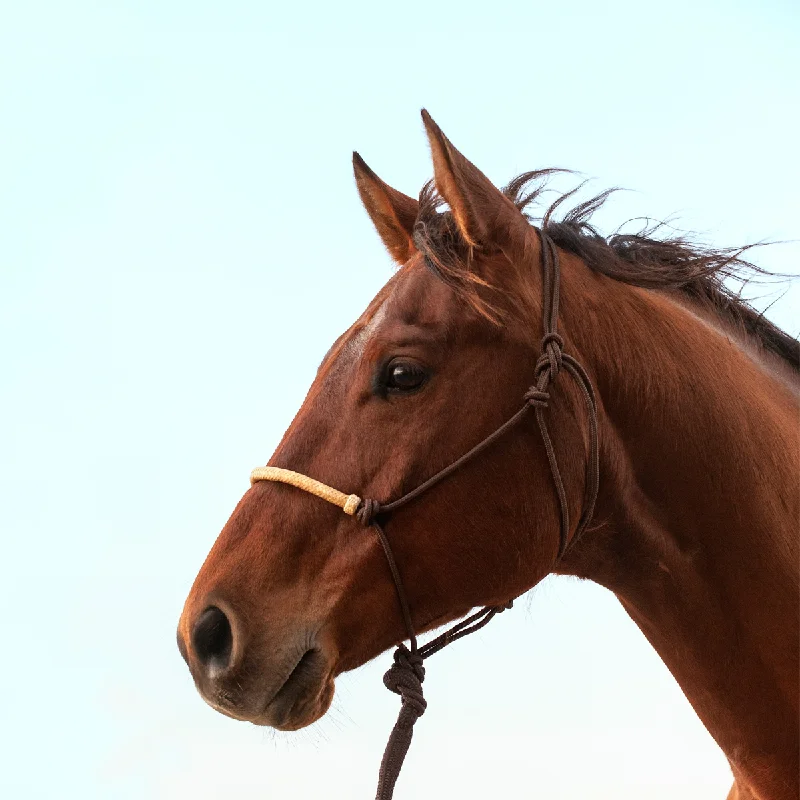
[[250, 229, 600, 800]]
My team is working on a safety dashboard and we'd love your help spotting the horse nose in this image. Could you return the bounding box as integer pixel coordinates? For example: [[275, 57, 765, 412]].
[[191, 606, 234, 674]]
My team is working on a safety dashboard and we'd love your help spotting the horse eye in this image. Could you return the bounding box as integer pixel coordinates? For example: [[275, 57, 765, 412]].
[[385, 360, 428, 393]]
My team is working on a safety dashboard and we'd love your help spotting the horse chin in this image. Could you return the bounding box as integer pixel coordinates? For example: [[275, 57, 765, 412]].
[[252, 649, 335, 731]]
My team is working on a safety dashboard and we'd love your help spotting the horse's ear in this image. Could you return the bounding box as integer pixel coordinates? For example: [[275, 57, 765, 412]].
[[353, 152, 418, 265], [421, 109, 524, 249]]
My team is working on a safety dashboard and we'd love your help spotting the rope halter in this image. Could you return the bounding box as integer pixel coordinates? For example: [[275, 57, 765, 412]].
[[249, 229, 600, 799]]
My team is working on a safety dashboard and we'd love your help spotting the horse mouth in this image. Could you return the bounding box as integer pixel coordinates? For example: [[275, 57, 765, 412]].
[[255, 648, 333, 730]]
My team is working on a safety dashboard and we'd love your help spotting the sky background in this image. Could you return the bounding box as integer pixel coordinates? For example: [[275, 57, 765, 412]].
[[1, 1, 798, 798]]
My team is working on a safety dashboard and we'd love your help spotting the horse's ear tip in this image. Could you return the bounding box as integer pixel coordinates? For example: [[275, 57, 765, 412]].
[[352, 151, 373, 180], [421, 110, 450, 154], [420, 108, 437, 132]]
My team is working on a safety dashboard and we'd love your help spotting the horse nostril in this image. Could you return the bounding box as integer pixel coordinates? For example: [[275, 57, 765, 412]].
[[192, 606, 234, 672]]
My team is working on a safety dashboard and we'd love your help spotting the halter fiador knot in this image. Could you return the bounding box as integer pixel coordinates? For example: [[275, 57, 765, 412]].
[[383, 646, 426, 715], [250, 230, 599, 800], [375, 646, 427, 797]]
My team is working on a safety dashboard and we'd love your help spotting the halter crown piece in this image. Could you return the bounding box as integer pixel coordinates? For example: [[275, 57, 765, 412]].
[[250, 230, 600, 800]]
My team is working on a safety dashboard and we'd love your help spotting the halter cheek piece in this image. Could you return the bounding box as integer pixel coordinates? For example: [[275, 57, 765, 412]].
[[250, 230, 600, 800]]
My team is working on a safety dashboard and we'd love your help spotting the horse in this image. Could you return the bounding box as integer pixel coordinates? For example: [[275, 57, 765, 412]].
[[177, 110, 799, 799]]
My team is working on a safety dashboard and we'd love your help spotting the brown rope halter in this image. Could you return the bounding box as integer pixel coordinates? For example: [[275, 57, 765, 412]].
[[251, 229, 600, 799]]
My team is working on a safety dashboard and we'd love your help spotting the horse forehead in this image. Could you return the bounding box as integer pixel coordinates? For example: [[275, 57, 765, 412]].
[[322, 288, 395, 378], [329, 264, 442, 367], [341, 300, 389, 362]]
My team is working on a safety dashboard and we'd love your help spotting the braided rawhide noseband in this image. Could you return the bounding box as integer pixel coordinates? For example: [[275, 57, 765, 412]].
[[251, 229, 600, 799]]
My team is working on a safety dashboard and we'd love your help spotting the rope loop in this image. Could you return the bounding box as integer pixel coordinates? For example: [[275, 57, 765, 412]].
[[356, 498, 382, 527]]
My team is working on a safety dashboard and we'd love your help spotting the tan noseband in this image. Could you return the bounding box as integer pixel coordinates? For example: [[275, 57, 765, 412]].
[[250, 466, 362, 516]]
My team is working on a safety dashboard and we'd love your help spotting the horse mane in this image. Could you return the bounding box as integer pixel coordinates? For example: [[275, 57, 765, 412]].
[[413, 170, 799, 372]]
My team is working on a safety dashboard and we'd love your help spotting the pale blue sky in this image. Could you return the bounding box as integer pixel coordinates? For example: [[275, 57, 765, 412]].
[[1, 1, 797, 798]]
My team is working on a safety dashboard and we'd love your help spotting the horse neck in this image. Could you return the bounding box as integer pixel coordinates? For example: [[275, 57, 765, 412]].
[[552, 250, 799, 798]]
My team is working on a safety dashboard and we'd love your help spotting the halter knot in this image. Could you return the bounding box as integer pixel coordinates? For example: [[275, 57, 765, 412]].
[[375, 647, 428, 799], [383, 646, 427, 719], [356, 498, 381, 527], [524, 387, 551, 408], [537, 331, 564, 380]]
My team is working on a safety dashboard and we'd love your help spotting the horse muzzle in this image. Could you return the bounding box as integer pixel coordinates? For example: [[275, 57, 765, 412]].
[[177, 600, 335, 730]]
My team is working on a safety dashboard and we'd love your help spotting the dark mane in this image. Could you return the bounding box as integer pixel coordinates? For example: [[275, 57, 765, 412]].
[[413, 170, 799, 372]]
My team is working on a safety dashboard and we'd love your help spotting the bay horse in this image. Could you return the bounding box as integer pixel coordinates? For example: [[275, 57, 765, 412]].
[[178, 110, 799, 799]]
